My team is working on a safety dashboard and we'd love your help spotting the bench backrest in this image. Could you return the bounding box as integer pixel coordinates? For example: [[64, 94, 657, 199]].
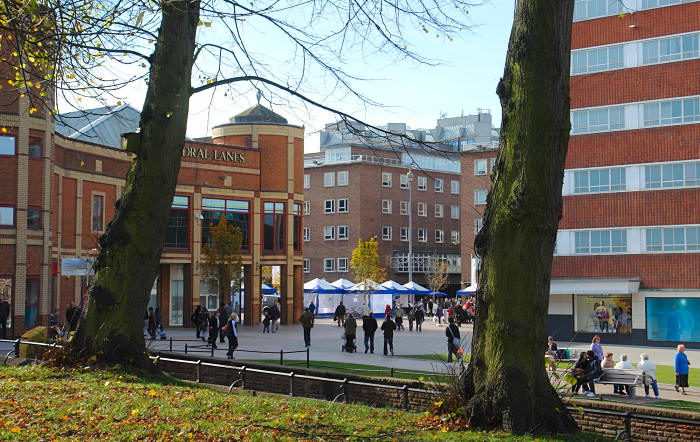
[[598, 368, 651, 385]]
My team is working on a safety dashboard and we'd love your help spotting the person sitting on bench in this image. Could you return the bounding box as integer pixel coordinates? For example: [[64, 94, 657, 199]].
[[614, 353, 635, 395]]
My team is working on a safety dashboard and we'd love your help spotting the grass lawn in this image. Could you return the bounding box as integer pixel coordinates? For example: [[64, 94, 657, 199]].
[[402, 353, 471, 363], [243, 359, 460, 382], [652, 400, 700, 410], [0, 365, 604, 441]]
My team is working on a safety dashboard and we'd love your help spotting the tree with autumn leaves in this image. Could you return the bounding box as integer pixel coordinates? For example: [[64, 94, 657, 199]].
[[200, 218, 243, 310], [350, 238, 386, 305]]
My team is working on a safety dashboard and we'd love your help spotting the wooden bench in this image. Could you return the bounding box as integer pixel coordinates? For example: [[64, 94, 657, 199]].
[[595, 368, 651, 398]]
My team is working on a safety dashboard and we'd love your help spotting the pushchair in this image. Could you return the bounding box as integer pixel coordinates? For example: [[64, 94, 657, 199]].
[[341, 334, 356, 352]]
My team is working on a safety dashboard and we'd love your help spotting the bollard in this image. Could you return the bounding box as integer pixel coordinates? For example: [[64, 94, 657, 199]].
[[402, 385, 409, 410], [211, 344, 214, 358], [280, 349, 284, 365], [169, 337, 172, 352], [289, 371, 295, 397], [241, 366, 246, 389], [196, 360, 201, 383], [185, 343, 188, 354], [390, 367, 394, 378], [14, 339, 20, 359], [342, 378, 349, 403], [306, 347, 310, 368]]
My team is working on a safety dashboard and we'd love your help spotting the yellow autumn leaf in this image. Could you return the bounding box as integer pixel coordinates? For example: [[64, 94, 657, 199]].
[[11, 427, 21, 433], [148, 390, 157, 396], [131, 408, 139, 416]]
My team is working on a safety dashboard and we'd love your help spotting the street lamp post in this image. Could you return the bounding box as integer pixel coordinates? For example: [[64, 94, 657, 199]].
[[406, 169, 414, 305]]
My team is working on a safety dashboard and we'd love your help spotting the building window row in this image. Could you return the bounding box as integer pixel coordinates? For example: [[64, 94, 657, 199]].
[[381, 172, 457, 194], [322, 170, 349, 187], [323, 198, 349, 214], [573, 0, 696, 22], [323, 257, 349, 272], [381, 199, 459, 218], [323, 224, 349, 240], [574, 167, 626, 193], [555, 224, 700, 255], [381, 225, 455, 244], [570, 32, 699, 76], [202, 198, 251, 250], [571, 95, 700, 135], [645, 162, 700, 188]]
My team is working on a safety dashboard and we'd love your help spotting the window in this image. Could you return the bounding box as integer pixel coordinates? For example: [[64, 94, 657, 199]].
[[644, 97, 700, 127], [202, 198, 251, 250], [451, 180, 460, 194], [337, 257, 349, 272], [92, 194, 105, 232], [417, 176, 427, 191], [491, 158, 496, 171], [574, 168, 626, 193], [400, 174, 409, 189], [643, 33, 699, 65], [417, 228, 427, 242], [293, 203, 302, 252], [338, 225, 348, 240], [571, 106, 625, 134], [382, 226, 392, 240], [324, 199, 335, 214], [417, 202, 426, 216], [400, 227, 408, 242], [573, 0, 624, 21], [646, 226, 700, 252], [164, 196, 189, 249], [434, 204, 443, 218], [645, 162, 700, 188], [25, 278, 39, 327], [324, 172, 335, 187], [337, 198, 349, 213], [0, 136, 15, 156], [303, 174, 310, 189], [382, 172, 392, 187], [27, 207, 41, 230], [434, 178, 443, 192], [337, 170, 349, 186], [381, 199, 392, 214], [475, 218, 484, 234], [303, 259, 310, 273], [571, 45, 624, 75], [0, 206, 14, 226], [475, 189, 487, 205], [474, 159, 488, 175], [434, 229, 444, 243], [450, 205, 459, 219], [303, 226, 310, 241], [263, 201, 285, 251], [400, 201, 408, 215], [324, 225, 335, 240], [324, 258, 335, 272], [575, 230, 627, 254], [28, 138, 42, 159], [451, 231, 460, 244]]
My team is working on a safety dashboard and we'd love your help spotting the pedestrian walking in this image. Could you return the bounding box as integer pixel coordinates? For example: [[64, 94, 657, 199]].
[[344, 313, 357, 351], [0, 295, 9, 339], [220, 302, 233, 342], [394, 306, 404, 331], [270, 300, 280, 333], [192, 305, 202, 338], [446, 317, 461, 362], [407, 307, 415, 332], [381, 316, 396, 356], [335, 302, 346, 327], [208, 310, 222, 348], [299, 308, 314, 347], [637, 353, 660, 399], [362, 314, 378, 354], [146, 307, 156, 340], [675, 344, 691, 395], [590, 335, 604, 361], [414, 306, 424, 332], [262, 307, 271, 333], [199, 308, 210, 342], [309, 301, 316, 317], [225, 313, 239, 359]]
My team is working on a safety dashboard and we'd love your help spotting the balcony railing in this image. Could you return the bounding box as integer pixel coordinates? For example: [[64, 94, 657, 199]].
[[304, 154, 402, 168]]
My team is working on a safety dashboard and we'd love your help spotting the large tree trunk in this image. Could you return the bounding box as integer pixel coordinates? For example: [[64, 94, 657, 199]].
[[461, 0, 577, 435], [69, 1, 200, 366]]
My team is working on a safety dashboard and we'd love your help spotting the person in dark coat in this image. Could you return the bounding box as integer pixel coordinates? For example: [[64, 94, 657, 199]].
[[414, 306, 424, 332], [445, 317, 461, 362], [362, 314, 378, 354], [381, 316, 396, 356], [334, 302, 346, 327], [299, 308, 314, 347], [269, 301, 280, 333], [208, 310, 222, 348], [192, 305, 202, 338], [220, 302, 233, 342], [225, 313, 239, 359], [146, 307, 156, 340], [66, 300, 80, 332], [0, 295, 10, 339], [199, 308, 210, 342]]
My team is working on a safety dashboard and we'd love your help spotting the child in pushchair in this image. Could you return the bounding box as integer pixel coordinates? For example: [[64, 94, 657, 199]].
[[341, 334, 356, 352]]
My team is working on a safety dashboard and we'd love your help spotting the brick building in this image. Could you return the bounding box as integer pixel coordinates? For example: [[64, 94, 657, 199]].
[[303, 114, 497, 294], [0, 95, 305, 335], [461, 0, 700, 347]]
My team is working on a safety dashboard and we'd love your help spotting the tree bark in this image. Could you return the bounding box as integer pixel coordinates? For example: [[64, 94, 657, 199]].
[[68, 1, 200, 366], [461, 0, 577, 435]]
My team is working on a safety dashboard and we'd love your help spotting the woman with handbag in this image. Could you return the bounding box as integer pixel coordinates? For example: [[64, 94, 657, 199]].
[[445, 317, 461, 363]]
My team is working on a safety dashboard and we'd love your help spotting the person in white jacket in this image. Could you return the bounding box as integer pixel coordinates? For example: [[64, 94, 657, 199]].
[[637, 353, 660, 399], [614, 354, 634, 395]]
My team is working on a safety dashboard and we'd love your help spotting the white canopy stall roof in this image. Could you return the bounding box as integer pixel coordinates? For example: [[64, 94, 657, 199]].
[[549, 278, 641, 295]]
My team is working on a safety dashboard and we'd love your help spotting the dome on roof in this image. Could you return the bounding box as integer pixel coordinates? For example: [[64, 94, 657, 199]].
[[230, 104, 288, 124]]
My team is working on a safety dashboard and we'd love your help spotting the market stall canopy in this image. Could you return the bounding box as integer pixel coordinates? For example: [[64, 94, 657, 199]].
[[349, 280, 392, 294], [428, 291, 448, 297], [457, 285, 478, 295], [403, 281, 430, 295], [261, 283, 277, 294], [304, 278, 342, 294], [379, 280, 411, 294], [330, 278, 355, 291]]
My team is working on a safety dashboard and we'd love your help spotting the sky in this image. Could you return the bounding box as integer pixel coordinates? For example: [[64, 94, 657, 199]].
[[186, 2, 515, 153], [59, 1, 515, 154]]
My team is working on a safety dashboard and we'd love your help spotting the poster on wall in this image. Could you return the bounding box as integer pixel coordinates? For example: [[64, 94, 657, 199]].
[[646, 298, 700, 342], [0, 278, 11, 328], [574, 295, 632, 334]]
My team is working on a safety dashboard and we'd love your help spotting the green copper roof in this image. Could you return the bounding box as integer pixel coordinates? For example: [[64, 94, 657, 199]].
[[231, 104, 287, 124]]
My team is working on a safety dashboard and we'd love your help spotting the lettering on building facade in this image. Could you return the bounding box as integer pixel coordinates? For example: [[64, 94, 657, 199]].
[[182, 147, 245, 163]]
